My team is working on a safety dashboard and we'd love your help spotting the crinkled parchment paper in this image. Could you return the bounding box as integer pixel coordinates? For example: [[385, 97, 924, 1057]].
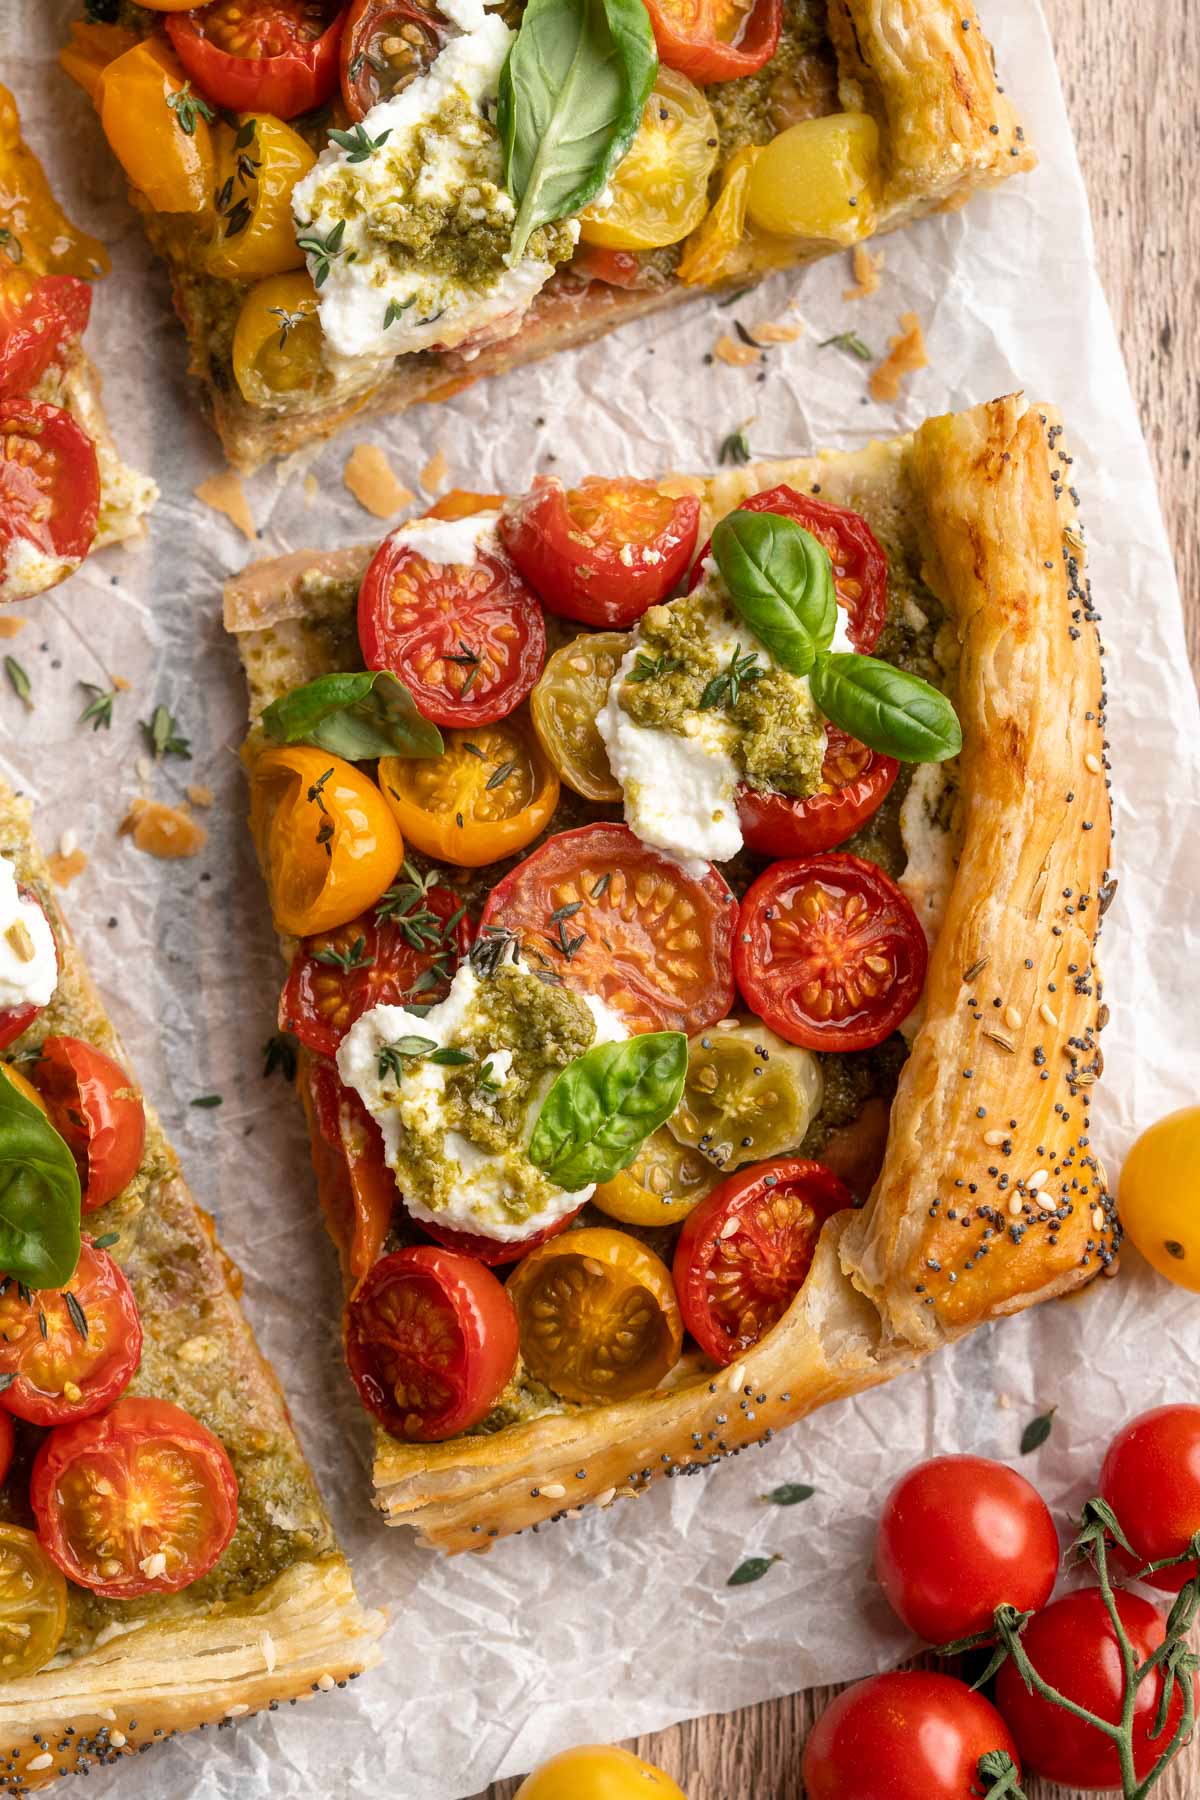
[[2, 2, 1198, 1794]]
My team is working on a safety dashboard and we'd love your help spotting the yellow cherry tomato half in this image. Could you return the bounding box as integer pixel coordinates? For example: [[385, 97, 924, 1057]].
[[676, 143, 760, 287], [97, 40, 216, 216], [207, 113, 316, 280], [379, 717, 559, 870], [668, 1016, 824, 1173], [59, 23, 139, 106], [579, 68, 718, 251], [1119, 1106, 1200, 1291], [0, 79, 111, 278], [592, 1126, 719, 1227], [248, 745, 403, 937], [232, 270, 324, 407], [516, 1746, 687, 1800], [746, 111, 880, 246], [0, 1522, 68, 1680], [530, 630, 627, 802], [506, 1226, 682, 1404]]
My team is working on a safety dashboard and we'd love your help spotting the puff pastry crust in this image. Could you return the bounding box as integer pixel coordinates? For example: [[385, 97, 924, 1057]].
[[224, 394, 1114, 1553]]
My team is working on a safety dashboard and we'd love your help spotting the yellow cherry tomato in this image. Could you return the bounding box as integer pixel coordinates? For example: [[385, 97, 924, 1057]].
[[1118, 1107, 1200, 1291], [232, 270, 325, 408], [592, 1127, 718, 1227], [97, 39, 216, 216], [0, 1062, 49, 1117], [530, 630, 627, 802], [506, 1227, 682, 1404], [207, 113, 315, 280], [580, 69, 718, 251], [248, 746, 403, 937], [379, 718, 559, 870], [0, 1523, 68, 1681], [0, 82, 111, 278], [59, 23, 139, 105], [668, 1016, 824, 1172], [746, 111, 880, 246], [676, 143, 760, 287], [516, 1746, 687, 1800]]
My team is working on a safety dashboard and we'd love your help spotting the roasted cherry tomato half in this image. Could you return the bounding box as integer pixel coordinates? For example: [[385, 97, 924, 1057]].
[[579, 69, 718, 251], [668, 1017, 823, 1172], [340, 0, 452, 120], [0, 888, 56, 1051], [994, 1589, 1189, 1790], [414, 1208, 582, 1268], [0, 1238, 142, 1426], [692, 485, 888, 653], [31, 1396, 239, 1598], [804, 1672, 1020, 1800], [96, 39, 216, 215], [0, 272, 91, 399], [500, 476, 700, 628], [735, 853, 927, 1052], [167, 1, 345, 120], [737, 726, 899, 859], [747, 111, 881, 245], [506, 1227, 682, 1405], [206, 112, 316, 280], [530, 630, 628, 802], [1100, 1405, 1200, 1592], [305, 1057, 397, 1278], [30, 1035, 146, 1213], [232, 270, 324, 408], [344, 1245, 519, 1441], [283, 886, 470, 1058], [673, 1157, 850, 1363], [516, 1746, 686, 1800], [0, 1523, 67, 1681], [379, 717, 559, 869], [644, 0, 782, 84], [592, 1126, 718, 1227], [359, 523, 546, 728], [477, 822, 737, 1035], [0, 398, 100, 589]]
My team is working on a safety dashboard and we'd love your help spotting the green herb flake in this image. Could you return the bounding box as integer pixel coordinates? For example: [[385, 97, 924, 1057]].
[[141, 704, 191, 762], [1020, 1408, 1056, 1455], [727, 1553, 783, 1587], [191, 1095, 223, 1110], [263, 1033, 298, 1082], [77, 683, 116, 732], [762, 1483, 815, 1506], [718, 427, 752, 467], [4, 657, 32, 709], [819, 331, 873, 363]]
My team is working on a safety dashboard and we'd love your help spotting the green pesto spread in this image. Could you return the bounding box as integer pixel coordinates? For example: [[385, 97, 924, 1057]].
[[705, 0, 839, 156]]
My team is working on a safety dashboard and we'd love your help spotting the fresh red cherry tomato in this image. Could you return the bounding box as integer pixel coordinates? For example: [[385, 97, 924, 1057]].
[[167, 0, 345, 119], [0, 890, 56, 1051], [673, 1157, 850, 1363], [344, 1245, 519, 1441], [340, 0, 452, 120], [358, 524, 546, 727], [734, 853, 927, 1051], [500, 476, 700, 628], [0, 399, 100, 590], [644, 0, 782, 83], [31, 1396, 238, 1598], [1100, 1405, 1200, 1591], [994, 1588, 1189, 1790], [875, 1455, 1059, 1644], [30, 1036, 146, 1213], [0, 273, 91, 398], [692, 484, 888, 652], [804, 1671, 1020, 1800], [737, 726, 899, 859], [0, 1238, 142, 1426]]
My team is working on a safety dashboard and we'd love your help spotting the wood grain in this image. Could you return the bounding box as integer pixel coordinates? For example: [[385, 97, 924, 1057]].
[[480, 1, 1199, 1793]]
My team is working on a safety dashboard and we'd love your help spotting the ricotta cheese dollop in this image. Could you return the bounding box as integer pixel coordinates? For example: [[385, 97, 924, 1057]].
[[0, 854, 57, 1013]]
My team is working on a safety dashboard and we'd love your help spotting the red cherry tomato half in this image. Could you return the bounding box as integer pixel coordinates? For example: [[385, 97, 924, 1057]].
[[340, 0, 452, 120], [735, 853, 927, 1052], [874, 1455, 1059, 1645], [569, 245, 652, 290], [0, 1238, 142, 1426], [31, 1396, 238, 1597], [358, 525, 546, 727], [0, 890, 56, 1052], [344, 1245, 519, 1441], [1100, 1405, 1200, 1592], [414, 1206, 582, 1268], [737, 726, 899, 860], [803, 1671, 1021, 1800], [994, 1588, 1189, 1790], [282, 889, 470, 1059], [0, 399, 100, 586], [30, 1036, 146, 1214], [306, 1056, 398, 1279], [0, 1413, 12, 1486], [692, 484, 888, 653], [673, 1157, 850, 1363], [167, 0, 345, 119], [0, 273, 91, 399], [477, 822, 737, 1035], [644, 0, 782, 83], [499, 475, 700, 629]]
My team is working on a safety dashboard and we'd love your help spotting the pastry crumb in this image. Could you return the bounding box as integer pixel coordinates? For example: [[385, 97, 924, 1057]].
[[0, 616, 26, 639], [843, 245, 882, 301], [343, 444, 415, 519], [119, 797, 207, 859], [420, 448, 449, 492], [749, 317, 803, 344], [195, 471, 255, 541], [186, 783, 214, 808], [112, 673, 131, 692], [713, 333, 760, 367], [303, 472, 319, 507], [869, 313, 928, 403], [47, 848, 88, 886]]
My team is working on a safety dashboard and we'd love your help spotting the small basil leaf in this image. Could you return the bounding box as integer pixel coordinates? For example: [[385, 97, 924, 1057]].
[[261, 671, 443, 761], [1020, 1408, 1056, 1455], [809, 652, 962, 763], [498, 0, 658, 266], [711, 511, 837, 675], [762, 1483, 815, 1506], [0, 1076, 81, 1288], [727, 1553, 782, 1587], [528, 1030, 687, 1190]]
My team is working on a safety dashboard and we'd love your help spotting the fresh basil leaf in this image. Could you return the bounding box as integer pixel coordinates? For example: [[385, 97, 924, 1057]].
[[809, 652, 961, 763], [727, 1553, 782, 1587], [528, 1030, 686, 1190], [762, 1483, 815, 1506], [498, 0, 657, 266], [261, 671, 443, 761], [711, 511, 837, 676], [0, 1075, 81, 1288], [1020, 1408, 1056, 1455]]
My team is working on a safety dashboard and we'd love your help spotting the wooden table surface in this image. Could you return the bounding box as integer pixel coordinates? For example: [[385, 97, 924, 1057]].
[[481, 1, 1199, 1794]]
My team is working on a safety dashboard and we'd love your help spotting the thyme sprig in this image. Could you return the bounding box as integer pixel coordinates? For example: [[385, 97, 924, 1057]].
[[312, 935, 372, 974], [699, 646, 762, 712], [141, 704, 190, 761], [166, 83, 215, 138], [78, 683, 116, 731], [628, 650, 684, 684], [819, 330, 873, 363], [296, 217, 347, 288], [329, 122, 393, 162]]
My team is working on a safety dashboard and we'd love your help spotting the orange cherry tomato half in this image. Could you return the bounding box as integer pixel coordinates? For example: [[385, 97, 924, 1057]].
[[31, 1395, 239, 1597], [344, 1245, 519, 1441], [248, 745, 404, 937], [30, 1036, 146, 1213], [359, 525, 546, 727], [306, 1056, 397, 1278], [0, 399, 100, 585], [0, 890, 56, 1051], [340, 0, 453, 121], [645, 0, 782, 84], [692, 484, 888, 653], [499, 475, 700, 628], [735, 853, 927, 1052], [379, 717, 559, 869], [167, 1, 345, 119], [736, 725, 899, 860], [0, 1237, 143, 1426], [477, 822, 737, 1034], [673, 1156, 850, 1363], [0, 273, 91, 399]]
